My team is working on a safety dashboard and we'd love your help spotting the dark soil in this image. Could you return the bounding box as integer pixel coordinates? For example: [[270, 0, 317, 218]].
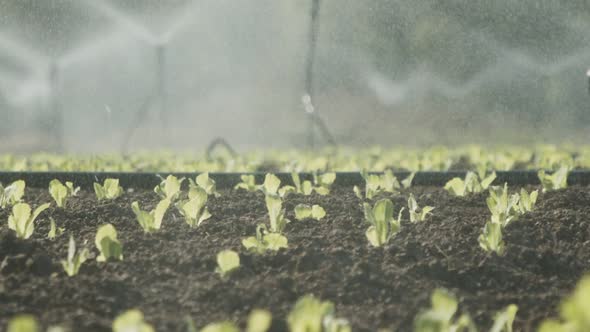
[[0, 185, 589, 331]]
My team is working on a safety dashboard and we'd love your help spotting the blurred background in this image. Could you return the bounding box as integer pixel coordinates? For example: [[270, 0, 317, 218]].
[[0, 0, 589, 153]]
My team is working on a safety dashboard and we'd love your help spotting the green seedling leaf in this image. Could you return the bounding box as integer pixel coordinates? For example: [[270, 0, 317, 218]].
[[8, 202, 50, 239], [191, 172, 220, 197], [242, 225, 288, 254], [517, 188, 538, 214], [401, 172, 416, 189], [414, 288, 477, 332], [61, 235, 89, 277], [131, 199, 170, 233], [235, 174, 258, 192], [7, 314, 39, 332], [48, 217, 64, 240], [265, 194, 289, 233], [538, 166, 569, 192], [408, 194, 434, 223], [216, 250, 240, 277], [261, 173, 281, 196], [154, 175, 184, 201], [364, 199, 402, 247], [487, 183, 520, 227], [313, 172, 336, 195], [478, 221, 505, 256], [94, 178, 123, 201], [201, 322, 239, 332], [95, 223, 123, 262], [538, 275, 590, 331], [294, 204, 326, 220], [287, 295, 335, 332], [445, 171, 496, 197], [489, 304, 518, 332], [247, 309, 272, 332], [177, 187, 211, 228], [112, 309, 155, 332], [49, 179, 78, 208], [0, 180, 25, 209]]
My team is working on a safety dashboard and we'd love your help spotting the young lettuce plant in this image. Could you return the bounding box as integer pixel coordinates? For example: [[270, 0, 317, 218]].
[[94, 178, 124, 201], [478, 221, 506, 256], [95, 224, 123, 262], [215, 249, 240, 277], [538, 166, 569, 192], [538, 274, 590, 332], [489, 304, 518, 332], [0, 179, 25, 209], [112, 309, 155, 332], [47, 217, 65, 240], [131, 199, 170, 233], [176, 187, 211, 228], [408, 194, 434, 222], [234, 174, 259, 192], [154, 175, 184, 201], [516, 188, 538, 214], [8, 202, 50, 239], [260, 173, 293, 198], [242, 224, 288, 254], [364, 199, 403, 247], [414, 288, 476, 332], [287, 295, 350, 332], [197, 309, 272, 332], [444, 171, 496, 196], [49, 179, 79, 208], [294, 204, 326, 221], [7, 314, 39, 332], [265, 194, 290, 233], [486, 183, 521, 227], [287, 172, 314, 196], [61, 235, 89, 277], [312, 172, 336, 195], [189, 172, 220, 197], [354, 169, 414, 199]]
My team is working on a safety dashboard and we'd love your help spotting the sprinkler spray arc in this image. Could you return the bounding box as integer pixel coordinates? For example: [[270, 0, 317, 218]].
[[303, 0, 336, 149]]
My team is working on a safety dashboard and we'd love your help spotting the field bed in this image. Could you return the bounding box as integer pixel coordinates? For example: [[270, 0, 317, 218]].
[[1, 183, 588, 331]]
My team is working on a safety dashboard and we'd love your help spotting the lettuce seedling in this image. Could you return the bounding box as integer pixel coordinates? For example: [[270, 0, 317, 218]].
[[354, 169, 414, 199], [48, 217, 64, 240], [538, 275, 590, 332], [112, 310, 155, 332], [247, 309, 272, 332], [242, 224, 288, 254], [189, 172, 220, 197], [131, 199, 170, 233], [538, 166, 569, 192], [177, 187, 211, 227], [154, 175, 184, 201], [414, 288, 476, 332], [93, 178, 123, 201], [7, 314, 39, 332], [234, 174, 259, 192], [259, 173, 294, 198], [478, 221, 505, 256], [200, 322, 239, 332], [516, 188, 538, 214], [364, 199, 403, 247], [61, 235, 89, 277], [215, 249, 240, 277], [95, 224, 123, 262], [445, 171, 496, 196], [487, 183, 521, 227], [489, 304, 518, 332], [49, 179, 79, 208], [8, 202, 50, 239], [312, 172, 336, 195], [294, 204, 326, 221], [287, 295, 350, 332], [0, 180, 25, 209], [408, 194, 434, 222], [265, 193, 290, 233], [289, 172, 314, 195]]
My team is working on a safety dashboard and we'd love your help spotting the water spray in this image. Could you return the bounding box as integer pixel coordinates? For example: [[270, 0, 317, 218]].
[[49, 61, 63, 152]]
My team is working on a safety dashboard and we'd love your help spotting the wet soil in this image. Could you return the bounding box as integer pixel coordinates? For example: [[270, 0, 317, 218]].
[[0, 185, 589, 331]]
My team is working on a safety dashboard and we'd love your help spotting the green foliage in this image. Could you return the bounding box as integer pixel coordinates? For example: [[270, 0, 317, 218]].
[[414, 288, 476, 332], [364, 199, 403, 247], [93, 178, 123, 201], [47, 217, 64, 240], [408, 194, 434, 222], [190, 172, 220, 197], [486, 183, 520, 227], [538, 275, 590, 332], [49, 179, 79, 208], [61, 235, 89, 277], [7, 202, 50, 239], [247, 309, 272, 332], [7, 315, 39, 332], [538, 166, 569, 192], [0, 180, 25, 209], [215, 249, 240, 277], [516, 188, 538, 214], [489, 304, 518, 332], [242, 224, 288, 254], [176, 187, 211, 228], [478, 221, 505, 256], [112, 310, 154, 332], [265, 193, 290, 233], [131, 199, 170, 233], [354, 170, 414, 199], [312, 172, 336, 195], [444, 171, 496, 196], [234, 174, 258, 192], [287, 295, 344, 332], [294, 204, 326, 220], [154, 175, 184, 201], [201, 322, 239, 332], [95, 223, 123, 262], [288, 172, 314, 196]]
